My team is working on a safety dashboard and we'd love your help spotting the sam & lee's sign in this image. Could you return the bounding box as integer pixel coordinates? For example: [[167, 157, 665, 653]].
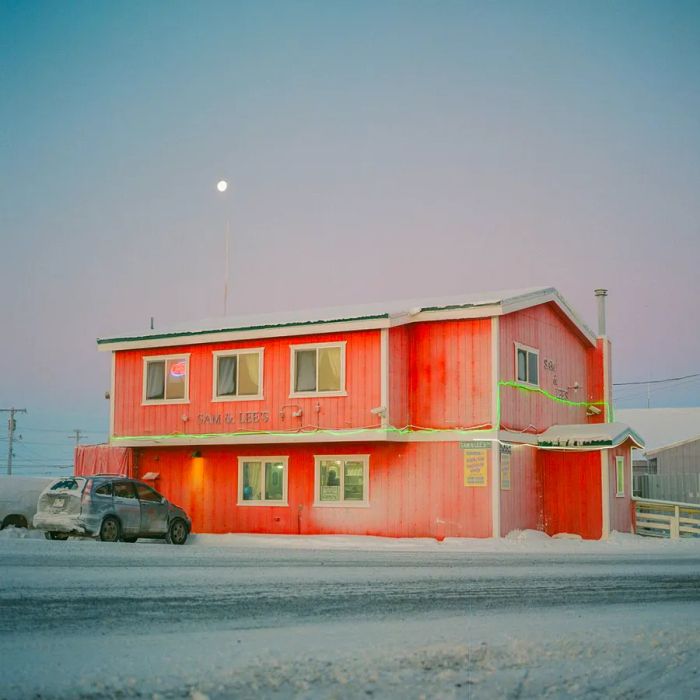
[[197, 411, 271, 426]]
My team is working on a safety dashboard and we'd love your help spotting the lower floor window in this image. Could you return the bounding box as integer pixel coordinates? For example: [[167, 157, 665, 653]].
[[315, 455, 369, 505], [238, 458, 288, 504]]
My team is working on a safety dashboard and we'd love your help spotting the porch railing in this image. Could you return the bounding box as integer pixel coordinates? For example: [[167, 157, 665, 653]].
[[634, 499, 700, 539]]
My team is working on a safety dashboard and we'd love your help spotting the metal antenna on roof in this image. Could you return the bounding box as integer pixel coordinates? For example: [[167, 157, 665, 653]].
[[150, 317, 154, 330], [225, 217, 230, 315], [217, 179, 230, 315]]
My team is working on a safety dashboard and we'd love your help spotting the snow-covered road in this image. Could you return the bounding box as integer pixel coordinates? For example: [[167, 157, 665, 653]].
[[1, 532, 699, 699]]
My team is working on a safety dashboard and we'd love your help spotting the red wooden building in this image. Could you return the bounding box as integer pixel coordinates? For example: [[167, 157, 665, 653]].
[[86, 287, 643, 540]]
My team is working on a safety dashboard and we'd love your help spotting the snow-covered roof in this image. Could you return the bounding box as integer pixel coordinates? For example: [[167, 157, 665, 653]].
[[615, 408, 700, 455], [537, 422, 645, 449], [98, 286, 596, 349]]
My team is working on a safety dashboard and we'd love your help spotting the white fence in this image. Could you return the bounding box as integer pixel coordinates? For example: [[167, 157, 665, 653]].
[[635, 499, 700, 539], [633, 473, 700, 504]]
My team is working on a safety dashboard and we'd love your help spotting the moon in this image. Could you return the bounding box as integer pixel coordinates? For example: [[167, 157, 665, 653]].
[[216, 180, 228, 192]]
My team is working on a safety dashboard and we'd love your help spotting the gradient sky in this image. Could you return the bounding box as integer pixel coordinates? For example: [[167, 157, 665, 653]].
[[1, 1, 699, 474]]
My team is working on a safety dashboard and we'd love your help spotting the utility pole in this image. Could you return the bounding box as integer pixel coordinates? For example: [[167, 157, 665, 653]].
[[1, 408, 28, 476], [68, 429, 86, 447]]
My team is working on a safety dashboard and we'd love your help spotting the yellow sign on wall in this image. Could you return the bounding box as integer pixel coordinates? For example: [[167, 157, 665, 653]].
[[464, 449, 488, 487]]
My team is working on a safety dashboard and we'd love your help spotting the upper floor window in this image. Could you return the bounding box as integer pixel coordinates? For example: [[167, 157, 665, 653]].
[[143, 355, 189, 403], [515, 343, 539, 386], [314, 455, 369, 507], [213, 349, 263, 401], [290, 342, 346, 396]]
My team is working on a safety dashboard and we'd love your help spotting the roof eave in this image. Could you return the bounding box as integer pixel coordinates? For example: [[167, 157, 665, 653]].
[[96, 286, 597, 351]]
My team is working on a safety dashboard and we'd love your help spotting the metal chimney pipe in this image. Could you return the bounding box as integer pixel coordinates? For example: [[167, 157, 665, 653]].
[[594, 289, 608, 336]]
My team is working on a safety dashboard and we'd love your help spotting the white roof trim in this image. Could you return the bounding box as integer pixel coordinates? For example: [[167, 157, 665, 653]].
[[537, 422, 645, 449], [97, 286, 597, 351]]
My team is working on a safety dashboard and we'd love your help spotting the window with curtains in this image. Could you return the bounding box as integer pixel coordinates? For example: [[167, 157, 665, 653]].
[[314, 455, 369, 506], [515, 343, 539, 386], [213, 349, 263, 400], [290, 342, 346, 396], [237, 457, 288, 505], [143, 355, 190, 403]]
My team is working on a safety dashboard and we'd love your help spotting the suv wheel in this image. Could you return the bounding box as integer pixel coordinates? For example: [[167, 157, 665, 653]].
[[99, 516, 121, 542], [167, 518, 188, 545]]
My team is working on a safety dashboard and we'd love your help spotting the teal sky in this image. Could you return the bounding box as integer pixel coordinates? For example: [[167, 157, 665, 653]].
[[1, 1, 699, 473]]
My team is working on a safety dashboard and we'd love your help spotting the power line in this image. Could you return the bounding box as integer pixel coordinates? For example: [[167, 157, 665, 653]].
[[20, 427, 107, 434], [614, 374, 700, 396], [613, 376, 700, 404], [613, 372, 700, 387]]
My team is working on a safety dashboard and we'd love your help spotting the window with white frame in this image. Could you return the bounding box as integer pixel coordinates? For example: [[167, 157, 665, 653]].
[[291, 342, 346, 395], [515, 343, 539, 386], [238, 457, 288, 505], [314, 455, 369, 506], [213, 349, 263, 400], [615, 456, 625, 497], [143, 355, 189, 403]]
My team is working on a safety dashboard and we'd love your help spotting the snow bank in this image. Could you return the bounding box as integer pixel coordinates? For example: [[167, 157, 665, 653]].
[[0, 526, 44, 540], [184, 529, 700, 555]]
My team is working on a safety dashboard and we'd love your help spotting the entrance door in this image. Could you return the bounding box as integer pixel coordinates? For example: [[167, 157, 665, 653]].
[[540, 450, 602, 539]]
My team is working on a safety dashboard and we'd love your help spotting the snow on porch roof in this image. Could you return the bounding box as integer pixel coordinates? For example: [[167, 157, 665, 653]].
[[97, 285, 596, 348], [537, 422, 645, 449]]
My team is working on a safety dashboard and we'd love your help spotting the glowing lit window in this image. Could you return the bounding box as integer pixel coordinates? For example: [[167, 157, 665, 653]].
[[314, 455, 369, 506], [213, 349, 263, 400], [291, 342, 346, 396], [515, 344, 539, 386], [143, 355, 190, 403], [237, 457, 288, 505]]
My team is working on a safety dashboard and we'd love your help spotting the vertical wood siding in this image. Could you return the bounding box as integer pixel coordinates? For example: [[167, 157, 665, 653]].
[[499, 445, 541, 535], [113, 330, 381, 438], [388, 326, 410, 428], [655, 439, 700, 475], [608, 445, 633, 533], [499, 303, 593, 433], [407, 319, 492, 430], [586, 338, 608, 424], [540, 450, 602, 539], [136, 442, 492, 538]]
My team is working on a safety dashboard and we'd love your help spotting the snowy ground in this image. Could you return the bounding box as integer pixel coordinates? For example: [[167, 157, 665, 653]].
[[1, 531, 699, 699]]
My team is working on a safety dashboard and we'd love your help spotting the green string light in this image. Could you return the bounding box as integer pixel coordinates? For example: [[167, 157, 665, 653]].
[[111, 424, 496, 442], [498, 380, 609, 410], [111, 382, 610, 442]]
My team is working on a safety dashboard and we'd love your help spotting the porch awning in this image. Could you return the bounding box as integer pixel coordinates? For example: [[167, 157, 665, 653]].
[[537, 422, 645, 449]]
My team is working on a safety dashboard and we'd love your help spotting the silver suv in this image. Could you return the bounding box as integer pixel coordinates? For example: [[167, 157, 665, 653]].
[[33, 475, 191, 544]]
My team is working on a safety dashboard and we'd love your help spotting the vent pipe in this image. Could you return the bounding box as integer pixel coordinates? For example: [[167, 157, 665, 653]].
[[594, 289, 607, 336]]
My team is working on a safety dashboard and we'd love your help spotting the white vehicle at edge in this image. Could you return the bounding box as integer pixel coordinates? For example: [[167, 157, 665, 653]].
[[0, 476, 55, 531]]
